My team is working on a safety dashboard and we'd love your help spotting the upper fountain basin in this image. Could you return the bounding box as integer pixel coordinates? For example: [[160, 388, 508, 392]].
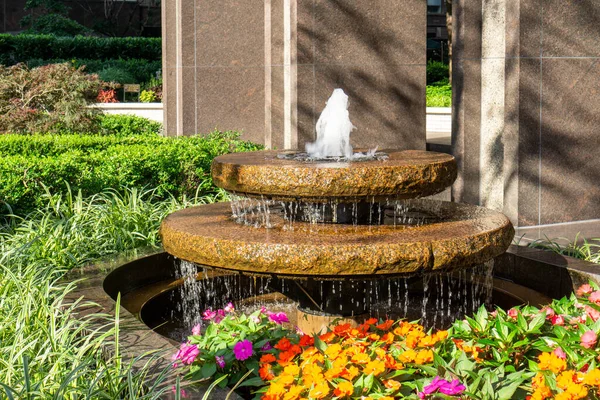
[[211, 150, 457, 201]]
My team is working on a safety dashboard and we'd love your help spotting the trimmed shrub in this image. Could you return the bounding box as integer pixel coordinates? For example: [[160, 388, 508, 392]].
[[0, 34, 161, 65], [98, 66, 136, 85], [23, 14, 91, 37], [98, 114, 162, 136], [0, 63, 102, 134], [427, 61, 450, 85], [0, 131, 262, 215]]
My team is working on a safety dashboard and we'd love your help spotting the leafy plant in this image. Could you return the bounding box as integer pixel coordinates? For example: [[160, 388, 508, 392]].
[[426, 81, 452, 107], [23, 13, 91, 36], [99, 66, 137, 85], [97, 88, 119, 103], [98, 114, 162, 136], [529, 235, 600, 265], [427, 61, 450, 85], [0, 63, 102, 134], [140, 89, 158, 103]]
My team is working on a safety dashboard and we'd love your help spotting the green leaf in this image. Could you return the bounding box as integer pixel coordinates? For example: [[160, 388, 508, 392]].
[[201, 362, 217, 378], [314, 335, 327, 352], [237, 377, 265, 387]]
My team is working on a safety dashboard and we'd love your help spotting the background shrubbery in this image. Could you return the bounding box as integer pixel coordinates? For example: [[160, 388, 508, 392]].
[[0, 34, 161, 65], [0, 131, 261, 216], [426, 80, 452, 107]]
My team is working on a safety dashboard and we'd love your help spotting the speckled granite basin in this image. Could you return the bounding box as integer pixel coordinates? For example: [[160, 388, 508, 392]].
[[211, 150, 457, 201], [160, 200, 514, 277]]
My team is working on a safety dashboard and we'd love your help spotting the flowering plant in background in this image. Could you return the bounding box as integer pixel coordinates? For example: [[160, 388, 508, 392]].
[[96, 88, 119, 103], [174, 282, 600, 399]]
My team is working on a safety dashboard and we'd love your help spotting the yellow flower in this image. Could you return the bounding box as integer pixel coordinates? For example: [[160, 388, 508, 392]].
[[538, 352, 567, 374], [333, 380, 354, 398], [414, 349, 434, 365], [265, 382, 286, 398], [363, 359, 385, 376], [584, 368, 600, 386], [398, 349, 417, 363], [308, 380, 330, 399], [283, 364, 300, 376], [324, 343, 342, 359]]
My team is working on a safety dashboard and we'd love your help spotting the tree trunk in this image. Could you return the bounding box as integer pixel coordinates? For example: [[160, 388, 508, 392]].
[[446, 0, 453, 85]]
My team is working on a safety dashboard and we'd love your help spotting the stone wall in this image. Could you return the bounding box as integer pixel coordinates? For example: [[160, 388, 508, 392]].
[[453, 0, 600, 226], [162, 0, 426, 151]]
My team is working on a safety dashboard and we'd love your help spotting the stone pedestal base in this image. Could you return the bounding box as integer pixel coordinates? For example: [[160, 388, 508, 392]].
[[296, 308, 367, 335]]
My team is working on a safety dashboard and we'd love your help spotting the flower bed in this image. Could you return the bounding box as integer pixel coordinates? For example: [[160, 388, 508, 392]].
[[174, 284, 600, 399]]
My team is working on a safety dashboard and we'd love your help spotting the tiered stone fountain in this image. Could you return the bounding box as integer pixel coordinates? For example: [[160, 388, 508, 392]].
[[160, 91, 514, 334]]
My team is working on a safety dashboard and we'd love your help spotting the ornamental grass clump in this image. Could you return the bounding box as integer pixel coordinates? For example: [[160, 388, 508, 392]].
[[176, 282, 600, 400]]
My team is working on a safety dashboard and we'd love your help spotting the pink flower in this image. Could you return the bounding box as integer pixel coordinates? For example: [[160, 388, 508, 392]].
[[577, 284, 594, 296], [553, 347, 567, 359], [267, 312, 289, 325], [581, 330, 598, 349], [418, 376, 466, 398], [202, 309, 216, 320], [590, 291, 600, 304], [507, 308, 519, 319], [191, 324, 201, 335], [250, 315, 261, 323], [215, 355, 226, 369], [551, 315, 565, 326], [542, 307, 555, 319], [490, 310, 498, 318], [173, 342, 200, 365], [214, 309, 226, 324], [224, 302, 235, 313], [260, 306, 268, 314], [586, 306, 600, 322], [233, 339, 253, 361], [171, 386, 189, 398]]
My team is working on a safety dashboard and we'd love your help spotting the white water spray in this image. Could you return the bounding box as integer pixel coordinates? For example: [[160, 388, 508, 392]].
[[305, 89, 355, 158]]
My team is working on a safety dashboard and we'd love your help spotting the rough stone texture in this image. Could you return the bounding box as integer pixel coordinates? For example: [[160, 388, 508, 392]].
[[453, 0, 600, 226], [212, 150, 457, 200], [160, 201, 514, 277], [161, 0, 426, 151]]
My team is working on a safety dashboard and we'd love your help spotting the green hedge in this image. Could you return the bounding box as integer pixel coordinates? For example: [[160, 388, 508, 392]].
[[0, 131, 261, 215], [0, 34, 161, 65], [426, 81, 452, 107], [26, 59, 162, 84]]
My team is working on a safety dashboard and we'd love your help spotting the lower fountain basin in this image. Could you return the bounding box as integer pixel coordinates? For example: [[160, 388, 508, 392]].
[[160, 200, 514, 277]]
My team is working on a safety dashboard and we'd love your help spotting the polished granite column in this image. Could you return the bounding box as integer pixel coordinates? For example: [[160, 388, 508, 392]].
[[162, 0, 427, 151], [453, 0, 600, 226]]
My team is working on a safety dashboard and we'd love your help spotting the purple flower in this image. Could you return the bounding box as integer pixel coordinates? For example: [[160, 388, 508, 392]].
[[261, 342, 272, 351], [224, 302, 235, 313], [267, 312, 289, 325], [233, 339, 254, 361], [191, 324, 201, 335], [172, 342, 200, 366], [214, 309, 226, 324], [215, 355, 226, 369], [202, 309, 216, 320], [418, 376, 465, 398]]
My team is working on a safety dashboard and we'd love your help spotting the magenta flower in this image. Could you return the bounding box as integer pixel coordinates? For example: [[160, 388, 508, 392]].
[[202, 309, 216, 320], [507, 308, 519, 319], [173, 342, 200, 366], [261, 342, 272, 351], [551, 315, 565, 326], [233, 339, 254, 360], [541, 306, 555, 319], [418, 376, 465, 398], [192, 324, 201, 335], [267, 312, 289, 325], [215, 355, 226, 369], [260, 306, 268, 314], [224, 302, 235, 313]]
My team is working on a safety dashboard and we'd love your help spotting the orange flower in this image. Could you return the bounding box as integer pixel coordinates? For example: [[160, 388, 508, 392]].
[[283, 385, 305, 400], [363, 359, 385, 376], [584, 368, 600, 386], [340, 365, 359, 380], [538, 352, 567, 374], [406, 330, 426, 349], [264, 382, 286, 399], [333, 323, 353, 337], [278, 350, 297, 366], [381, 332, 395, 344], [275, 338, 292, 351], [351, 352, 371, 364], [374, 347, 386, 359], [365, 318, 378, 325], [299, 335, 314, 347], [261, 354, 277, 364], [368, 333, 381, 341], [260, 363, 275, 380], [277, 373, 295, 387], [435, 330, 449, 340], [333, 380, 354, 398], [383, 379, 401, 391], [319, 331, 336, 343], [324, 366, 343, 381], [393, 321, 414, 337], [308, 380, 330, 399], [384, 354, 402, 370], [418, 335, 439, 347], [289, 344, 302, 356], [376, 319, 394, 331], [398, 349, 417, 363], [414, 349, 434, 365], [325, 343, 342, 359], [301, 346, 318, 359]]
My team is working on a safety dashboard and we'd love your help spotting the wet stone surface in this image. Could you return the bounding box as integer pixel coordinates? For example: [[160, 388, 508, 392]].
[[211, 150, 458, 201], [160, 200, 514, 277]]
